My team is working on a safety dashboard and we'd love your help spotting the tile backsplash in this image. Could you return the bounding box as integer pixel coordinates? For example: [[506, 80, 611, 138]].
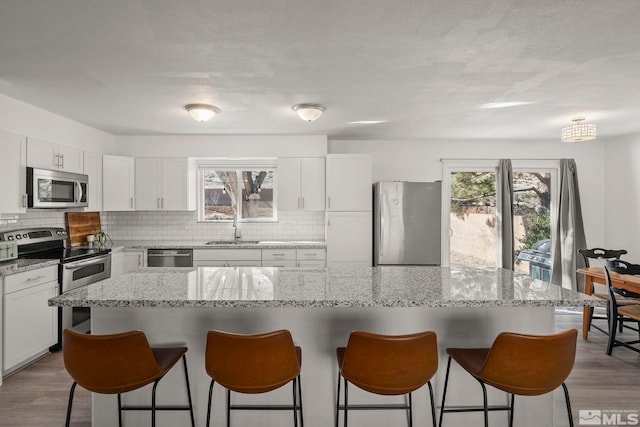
[[101, 210, 325, 242], [0, 210, 325, 242]]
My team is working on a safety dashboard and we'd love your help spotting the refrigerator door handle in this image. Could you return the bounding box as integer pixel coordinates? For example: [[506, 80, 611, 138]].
[[449, 227, 453, 237], [379, 215, 384, 257]]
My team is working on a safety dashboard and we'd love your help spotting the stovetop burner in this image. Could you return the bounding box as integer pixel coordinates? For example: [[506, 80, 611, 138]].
[[0, 226, 110, 263]]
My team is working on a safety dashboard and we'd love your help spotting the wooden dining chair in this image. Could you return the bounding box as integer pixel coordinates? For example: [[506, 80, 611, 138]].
[[578, 248, 628, 334], [604, 266, 640, 355]]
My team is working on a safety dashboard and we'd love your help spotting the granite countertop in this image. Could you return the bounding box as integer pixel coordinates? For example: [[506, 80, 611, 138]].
[[49, 266, 603, 308], [0, 258, 59, 276], [111, 240, 326, 249]]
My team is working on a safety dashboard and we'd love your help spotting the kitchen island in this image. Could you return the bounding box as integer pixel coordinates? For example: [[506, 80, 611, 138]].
[[50, 266, 602, 427]]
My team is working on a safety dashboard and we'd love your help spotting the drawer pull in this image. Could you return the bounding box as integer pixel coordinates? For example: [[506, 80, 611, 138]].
[[272, 254, 286, 257], [27, 275, 46, 281]]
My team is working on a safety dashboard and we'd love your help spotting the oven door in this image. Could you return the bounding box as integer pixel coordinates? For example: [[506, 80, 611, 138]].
[[60, 254, 111, 335]]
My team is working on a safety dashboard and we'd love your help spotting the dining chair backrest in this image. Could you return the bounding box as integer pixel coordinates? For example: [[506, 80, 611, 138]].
[[604, 266, 640, 301], [478, 329, 577, 396], [579, 248, 627, 268], [606, 259, 640, 276]]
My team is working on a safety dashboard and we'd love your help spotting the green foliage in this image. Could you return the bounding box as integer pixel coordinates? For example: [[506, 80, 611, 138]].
[[450, 172, 496, 212], [515, 209, 551, 261]]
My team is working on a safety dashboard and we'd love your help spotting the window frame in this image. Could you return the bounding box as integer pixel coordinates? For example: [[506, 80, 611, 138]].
[[197, 158, 278, 223]]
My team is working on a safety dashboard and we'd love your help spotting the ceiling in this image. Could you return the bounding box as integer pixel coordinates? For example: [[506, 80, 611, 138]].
[[1, 0, 639, 141]]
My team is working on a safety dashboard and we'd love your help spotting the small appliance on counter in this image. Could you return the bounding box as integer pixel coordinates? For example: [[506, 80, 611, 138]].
[[0, 240, 18, 262]]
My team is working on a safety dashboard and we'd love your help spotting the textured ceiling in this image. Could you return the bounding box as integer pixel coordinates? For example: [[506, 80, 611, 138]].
[[1, 0, 639, 140]]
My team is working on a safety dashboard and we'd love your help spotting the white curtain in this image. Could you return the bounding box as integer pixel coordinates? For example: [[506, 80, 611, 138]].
[[497, 159, 514, 270], [551, 159, 587, 291]]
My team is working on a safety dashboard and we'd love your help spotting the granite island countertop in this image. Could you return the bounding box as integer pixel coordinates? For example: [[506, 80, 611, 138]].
[[49, 266, 603, 308]]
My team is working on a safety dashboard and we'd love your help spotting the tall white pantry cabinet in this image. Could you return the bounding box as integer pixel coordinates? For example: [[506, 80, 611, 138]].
[[325, 154, 372, 267]]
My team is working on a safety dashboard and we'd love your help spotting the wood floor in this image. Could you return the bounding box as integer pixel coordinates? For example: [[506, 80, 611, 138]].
[[0, 310, 639, 426]]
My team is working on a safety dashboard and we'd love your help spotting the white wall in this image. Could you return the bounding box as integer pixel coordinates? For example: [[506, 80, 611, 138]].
[[604, 134, 640, 258], [329, 138, 607, 249], [0, 93, 115, 153], [114, 135, 327, 158]]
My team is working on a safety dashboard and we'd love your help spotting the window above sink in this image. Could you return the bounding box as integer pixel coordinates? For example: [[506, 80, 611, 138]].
[[197, 159, 277, 223]]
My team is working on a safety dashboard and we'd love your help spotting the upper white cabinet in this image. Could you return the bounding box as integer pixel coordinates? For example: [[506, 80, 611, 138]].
[[83, 151, 102, 211], [135, 158, 195, 211], [278, 157, 325, 211], [0, 131, 27, 214], [326, 154, 372, 211], [27, 137, 83, 174], [103, 154, 135, 211]]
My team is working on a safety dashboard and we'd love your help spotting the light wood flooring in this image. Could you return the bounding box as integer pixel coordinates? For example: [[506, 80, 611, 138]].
[[0, 310, 639, 426]]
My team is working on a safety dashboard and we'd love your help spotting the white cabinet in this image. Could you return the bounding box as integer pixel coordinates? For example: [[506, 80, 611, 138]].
[[0, 131, 27, 214], [83, 151, 103, 211], [193, 249, 262, 267], [123, 249, 146, 272], [327, 212, 372, 267], [26, 137, 83, 173], [111, 250, 124, 277], [103, 155, 135, 211], [326, 154, 372, 211], [135, 158, 195, 211], [278, 157, 325, 211], [296, 248, 326, 268], [3, 265, 58, 373], [262, 249, 297, 267]]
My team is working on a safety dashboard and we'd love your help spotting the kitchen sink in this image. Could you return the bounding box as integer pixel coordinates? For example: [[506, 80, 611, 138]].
[[205, 240, 260, 245]]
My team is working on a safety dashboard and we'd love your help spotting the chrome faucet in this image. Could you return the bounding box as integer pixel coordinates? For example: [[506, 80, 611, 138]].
[[232, 214, 241, 243]]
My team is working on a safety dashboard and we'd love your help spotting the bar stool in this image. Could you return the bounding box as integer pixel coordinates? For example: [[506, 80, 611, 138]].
[[439, 329, 577, 427], [63, 328, 195, 427], [204, 329, 303, 427], [335, 331, 438, 427]]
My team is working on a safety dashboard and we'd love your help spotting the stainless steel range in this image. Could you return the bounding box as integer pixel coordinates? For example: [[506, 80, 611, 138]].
[[0, 227, 111, 348]]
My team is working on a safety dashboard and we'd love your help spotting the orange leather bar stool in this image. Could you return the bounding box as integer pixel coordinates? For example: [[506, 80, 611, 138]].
[[438, 329, 577, 427], [63, 328, 195, 427], [205, 329, 303, 427], [335, 331, 438, 427]]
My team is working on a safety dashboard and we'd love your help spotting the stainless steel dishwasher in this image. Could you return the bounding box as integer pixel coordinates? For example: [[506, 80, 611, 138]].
[[147, 249, 193, 267]]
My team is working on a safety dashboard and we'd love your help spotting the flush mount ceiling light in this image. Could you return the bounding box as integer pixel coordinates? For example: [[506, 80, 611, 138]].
[[292, 103, 326, 122], [561, 117, 597, 142], [185, 104, 220, 122]]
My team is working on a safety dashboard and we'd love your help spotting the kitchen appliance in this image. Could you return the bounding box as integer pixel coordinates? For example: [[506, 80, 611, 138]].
[[373, 181, 442, 266], [147, 249, 193, 267], [0, 240, 18, 262], [26, 167, 88, 209], [517, 239, 551, 282], [0, 227, 111, 349]]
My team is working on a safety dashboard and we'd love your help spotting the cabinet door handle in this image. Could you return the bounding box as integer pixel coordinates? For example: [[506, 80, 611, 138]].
[[54, 153, 60, 167], [297, 196, 301, 209], [327, 196, 331, 209], [301, 197, 304, 209], [130, 197, 134, 209], [60, 154, 64, 168], [272, 253, 286, 257], [157, 198, 160, 208], [161, 198, 164, 209]]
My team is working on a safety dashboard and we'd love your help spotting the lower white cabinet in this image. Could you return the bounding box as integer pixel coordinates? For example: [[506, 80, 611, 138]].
[[296, 248, 325, 267], [3, 265, 58, 373], [123, 249, 146, 272], [193, 249, 262, 267], [262, 249, 296, 267], [111, 249, 124, 277], [327, 211, 372, 267]]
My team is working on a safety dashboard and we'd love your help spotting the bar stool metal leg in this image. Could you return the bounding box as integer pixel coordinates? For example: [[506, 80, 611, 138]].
[[480, 381, 489, 427], [344, 378, 349, 427], [117, 393, 123, 427], [207, 380, 215, 427], [408, 392, 413, 427], [335, 371, 341, 427], [438, 356, 452, 427], [65, 382, 77, 427], [427, 381, 436, 427], [182, 355, 196, 427], [562, 383, 574, 427], [509, 394, 515, 427], [151, 379, 160, 427], [226, 389, 231, 427], [298, 375, 304, 427]]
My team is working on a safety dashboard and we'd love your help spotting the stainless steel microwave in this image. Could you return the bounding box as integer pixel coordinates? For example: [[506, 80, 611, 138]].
[[26, 167, 88, 208]]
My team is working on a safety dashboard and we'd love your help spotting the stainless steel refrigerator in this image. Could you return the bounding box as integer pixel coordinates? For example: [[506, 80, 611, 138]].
[[373, 181, 442, 266]]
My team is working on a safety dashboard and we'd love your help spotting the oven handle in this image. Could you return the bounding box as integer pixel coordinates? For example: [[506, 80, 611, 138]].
[[63, 254, 110, 269]]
